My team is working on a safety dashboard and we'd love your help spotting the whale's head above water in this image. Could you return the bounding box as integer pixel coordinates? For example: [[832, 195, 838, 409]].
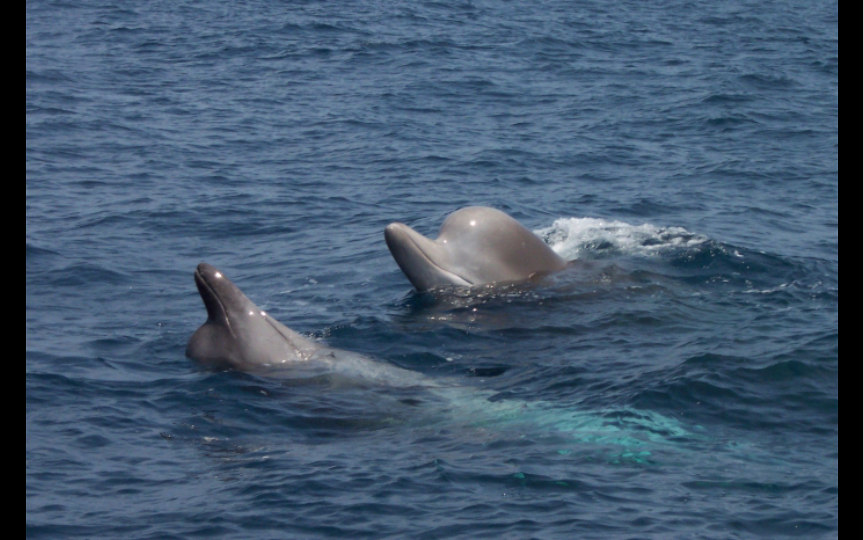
[[187, 263, 433, 387], [384, 206, 567, 292], [186, 263, 321, 370]]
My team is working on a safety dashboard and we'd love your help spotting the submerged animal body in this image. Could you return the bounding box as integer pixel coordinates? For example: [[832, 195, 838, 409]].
[[186, 263, 427, 386], [384, 206, 567, 291]]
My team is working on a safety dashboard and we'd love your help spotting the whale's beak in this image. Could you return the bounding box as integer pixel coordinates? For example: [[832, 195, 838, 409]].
[[384, 223, 471, 291]]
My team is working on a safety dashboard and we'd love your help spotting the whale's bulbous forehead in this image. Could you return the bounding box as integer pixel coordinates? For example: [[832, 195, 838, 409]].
[[438, 206, 515, 235], [437, 206, 536, 248]]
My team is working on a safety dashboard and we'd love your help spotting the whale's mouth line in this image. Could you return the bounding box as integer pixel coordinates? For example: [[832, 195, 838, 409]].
[[396, 230, 473, 288], [263, 315, 304, 360], [195, 267, 236, 338]]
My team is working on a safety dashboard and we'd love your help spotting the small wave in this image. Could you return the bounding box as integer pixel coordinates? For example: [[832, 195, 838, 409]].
[[26, 242, 61, 261], [46, 262, 130, 287], [535, 217, 708, 261]]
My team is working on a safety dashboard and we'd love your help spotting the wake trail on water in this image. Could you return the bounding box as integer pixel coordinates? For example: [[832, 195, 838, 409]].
[[397, 382, 697, 464], [535, 217, 708, 261]]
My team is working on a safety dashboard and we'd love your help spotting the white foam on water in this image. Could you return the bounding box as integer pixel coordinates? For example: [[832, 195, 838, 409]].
[[535, 217, 708, 261]]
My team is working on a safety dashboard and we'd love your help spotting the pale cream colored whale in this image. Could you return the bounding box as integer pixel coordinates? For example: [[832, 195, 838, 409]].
[[385, 206, 566, 291]]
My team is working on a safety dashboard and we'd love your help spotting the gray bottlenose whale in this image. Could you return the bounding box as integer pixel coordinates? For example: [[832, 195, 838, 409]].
[[186, 262, 692, 450], [384, 206, 567, 292], [186, 262, 428, 387]]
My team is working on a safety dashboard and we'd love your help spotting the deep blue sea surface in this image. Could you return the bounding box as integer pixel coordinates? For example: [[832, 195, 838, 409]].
[[27, 0, 838, 538]]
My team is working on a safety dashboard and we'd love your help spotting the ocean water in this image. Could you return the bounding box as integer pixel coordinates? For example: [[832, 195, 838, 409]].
[[26, 0, 838, 538]]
